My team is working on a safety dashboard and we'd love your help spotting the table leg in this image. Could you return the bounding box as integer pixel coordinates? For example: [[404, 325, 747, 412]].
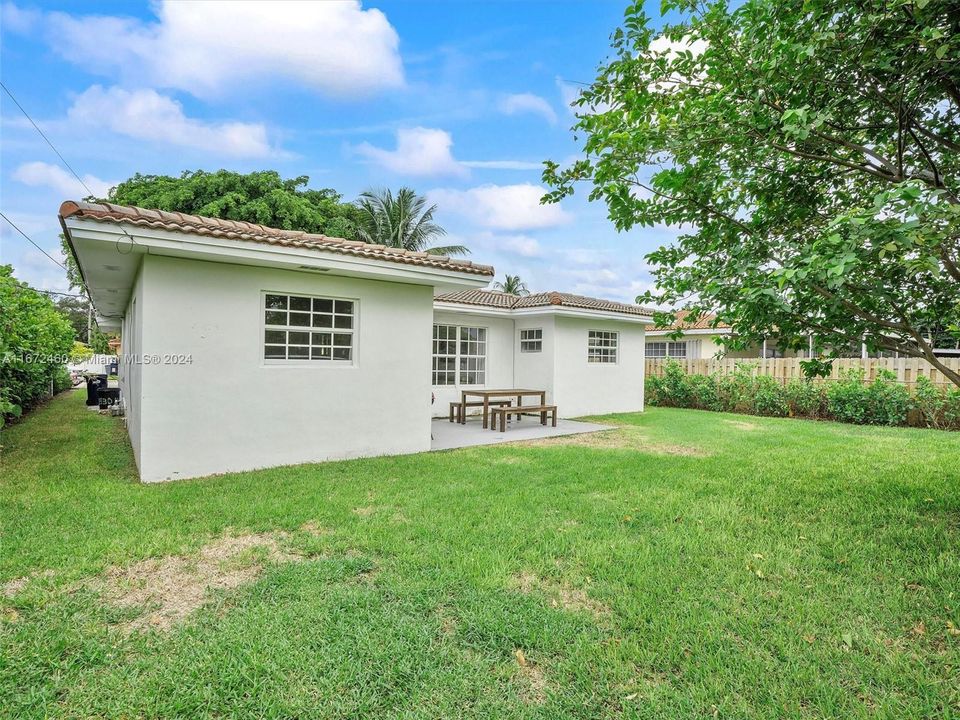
[[460, 391, 467, 424], [517, 394, 523, 421], [482, 396, 490, 429]]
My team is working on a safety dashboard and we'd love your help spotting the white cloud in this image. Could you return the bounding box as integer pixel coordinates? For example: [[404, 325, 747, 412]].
[[1, 1, 39, 32], [66, 86, 276, 158], [354, 127, 467, 177], [460, 160, 543, 170], [498, 93, 557, 124], [469, 231, 543, 257], [42, 0, 403, 99], [429, 184, 572, 231], [13, 161, 114, 199], [647, 35, 709, 58], [355, 128, 543, 177], [646, 35, 709, 93]]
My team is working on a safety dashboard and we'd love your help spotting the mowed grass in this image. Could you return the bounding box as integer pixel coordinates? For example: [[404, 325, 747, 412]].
[[1, 390, 958, 719]]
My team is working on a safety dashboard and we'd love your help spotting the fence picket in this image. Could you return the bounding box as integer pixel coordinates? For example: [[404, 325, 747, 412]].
[[644, 357, 960, 389]]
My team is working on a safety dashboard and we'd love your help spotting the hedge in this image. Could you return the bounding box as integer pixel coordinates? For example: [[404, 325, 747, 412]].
[[646, 360, 960, 430], [1, 265, 75, 427]]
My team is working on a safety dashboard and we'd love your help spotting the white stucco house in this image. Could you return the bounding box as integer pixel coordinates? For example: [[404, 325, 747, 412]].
[[61, 201, 653, 482]]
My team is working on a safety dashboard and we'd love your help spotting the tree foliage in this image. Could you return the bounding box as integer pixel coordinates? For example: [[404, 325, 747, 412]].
[[492, 274, 530, 295], [0, 265, 75, 425], [544, 0, 960, 386], [355, 187, 468, 256], [105, 169, 362, 239]]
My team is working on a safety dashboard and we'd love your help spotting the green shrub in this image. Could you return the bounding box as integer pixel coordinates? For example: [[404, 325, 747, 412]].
[[646, 361, 954, 430], [53, 366, 73, 393], [784, 379, 826, 418], [0, 265, 75, 427], [913, 376, 960, 430], [826, 369, 910, 425], [751, 375, 789, 417]]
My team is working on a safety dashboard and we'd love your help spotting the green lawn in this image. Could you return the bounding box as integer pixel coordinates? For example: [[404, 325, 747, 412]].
[[2, 390, 958, 719]]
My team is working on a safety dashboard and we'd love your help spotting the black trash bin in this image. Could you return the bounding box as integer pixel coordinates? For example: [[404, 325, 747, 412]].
[[85, 376, 101, 406]]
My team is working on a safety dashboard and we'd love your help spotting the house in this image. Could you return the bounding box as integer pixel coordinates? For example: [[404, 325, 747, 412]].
[[645, 310, 943, 359], [433, 289, 651, 417], [60, 201, 653, 482]]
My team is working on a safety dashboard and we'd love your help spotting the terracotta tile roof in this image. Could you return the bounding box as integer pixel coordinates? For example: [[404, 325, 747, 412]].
[[650, 310, 732, 331], [434, 289, 655, 317], [59, 201, 494, 277]]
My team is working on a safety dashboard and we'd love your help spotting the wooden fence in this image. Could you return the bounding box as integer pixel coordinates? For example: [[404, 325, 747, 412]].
[[644, 357, 960, 389]]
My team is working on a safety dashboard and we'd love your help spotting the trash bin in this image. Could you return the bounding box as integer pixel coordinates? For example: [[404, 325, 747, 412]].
[[85, 376, 101, 406]]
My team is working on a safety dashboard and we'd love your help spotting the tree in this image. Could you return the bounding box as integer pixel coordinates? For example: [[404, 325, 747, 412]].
[[54, 295, 90, 341], [101, 169, 362, 238], [544, 0, 960, 386], [493, 275, 530, 295], [59, 169, 366, 327], [0, 266, 75, 424], [355, 187, 468, 256]]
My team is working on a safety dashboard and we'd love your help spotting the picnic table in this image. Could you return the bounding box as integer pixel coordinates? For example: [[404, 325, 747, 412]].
[[459, 388, 547, 429]]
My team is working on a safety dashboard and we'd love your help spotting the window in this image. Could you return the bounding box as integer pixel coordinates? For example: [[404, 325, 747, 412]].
[[645, 341, 687, 358], [432, 324, 486, 385], [263, 293, 354, 362], [520, 328, 542, 353], [588, 330, 618, 363], [432, 324, 457, 385]]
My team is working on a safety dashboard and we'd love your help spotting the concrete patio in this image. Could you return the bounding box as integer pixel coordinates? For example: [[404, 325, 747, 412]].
[[430, 415, 613, 451]]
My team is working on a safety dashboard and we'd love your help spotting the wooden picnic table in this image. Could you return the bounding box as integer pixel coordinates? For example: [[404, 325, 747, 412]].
[[460, 388, 547, 429]]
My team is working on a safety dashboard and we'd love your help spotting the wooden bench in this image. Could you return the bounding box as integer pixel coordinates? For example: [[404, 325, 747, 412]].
[[449, 399, 512, 423], [489, 404, 557, 432]]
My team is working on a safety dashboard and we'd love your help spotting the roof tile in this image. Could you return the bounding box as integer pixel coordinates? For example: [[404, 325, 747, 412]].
[[59, 200, 494, 277], [435, 289, 655, 317]]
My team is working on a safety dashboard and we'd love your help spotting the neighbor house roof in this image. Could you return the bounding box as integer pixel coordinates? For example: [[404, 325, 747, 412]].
[[434, 289, 656, 317], [59, 201, 495, 277], [647, 310, 733, 332]]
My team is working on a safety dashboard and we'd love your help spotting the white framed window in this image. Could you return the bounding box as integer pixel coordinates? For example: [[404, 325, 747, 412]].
[[432, 324, 457, 385], [588, 330, 618, 364], [263, 293, 354, 363], [432, 324, 486, 385], [645, 341, 687, 358], [519, 328, 542, 353]]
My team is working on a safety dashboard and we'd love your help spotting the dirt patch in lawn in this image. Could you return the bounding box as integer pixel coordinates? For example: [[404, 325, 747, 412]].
[[512, 572, 609, 618], [299, 520, 332, 536], [97, 531, 302, 632], [352, 506, 377, 517], [722, 419, 759, 431], [514, 649, 548, 705], [2, 569, 54, 598], [515, 426, 707, 457]]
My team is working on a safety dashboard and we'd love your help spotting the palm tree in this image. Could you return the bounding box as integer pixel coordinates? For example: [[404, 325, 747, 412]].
[[354, 187, 469, 256], [493, 274, 530, 295]]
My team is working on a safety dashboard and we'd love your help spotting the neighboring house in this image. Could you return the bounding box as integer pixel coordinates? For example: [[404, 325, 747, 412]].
[[646, 310, 941, 359], [60, 201, 653, 482]]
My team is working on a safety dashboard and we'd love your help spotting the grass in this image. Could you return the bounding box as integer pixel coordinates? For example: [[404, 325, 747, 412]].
[[1, 389, 958, 719]]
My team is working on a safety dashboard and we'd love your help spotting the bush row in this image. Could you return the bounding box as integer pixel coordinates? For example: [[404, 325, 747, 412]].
[[646, 361, 960, 430], [1, 265, 76, 427]]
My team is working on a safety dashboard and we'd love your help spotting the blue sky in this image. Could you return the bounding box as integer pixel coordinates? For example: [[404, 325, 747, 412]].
[[0, 0, 681, 302]]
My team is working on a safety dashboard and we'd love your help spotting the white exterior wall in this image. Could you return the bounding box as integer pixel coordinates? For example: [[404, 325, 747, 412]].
[[513, 315, 556, 401], [136, 255, 434, 482], [552, 316, 646, 417], [431, 310, 515, 416], [118, 264, 144, 472]]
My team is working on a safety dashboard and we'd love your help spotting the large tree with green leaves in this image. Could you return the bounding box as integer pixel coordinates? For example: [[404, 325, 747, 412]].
[[102, 170, 362, 239], [544, 0, 960, 386], [355, 187, 468, 256], [60, 168, 365, 293]]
